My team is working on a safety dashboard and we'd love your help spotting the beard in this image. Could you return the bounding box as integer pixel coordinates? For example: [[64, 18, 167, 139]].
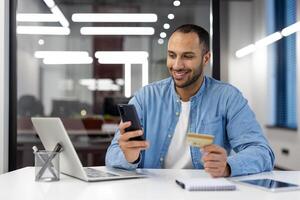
[[171, 66, 204, 88]]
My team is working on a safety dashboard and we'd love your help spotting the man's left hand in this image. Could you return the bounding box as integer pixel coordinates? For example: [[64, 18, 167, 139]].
[[201, 144, 231, 177]]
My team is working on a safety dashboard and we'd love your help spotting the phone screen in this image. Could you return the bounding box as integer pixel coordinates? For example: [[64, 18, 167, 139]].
[[117, 104, 144, 141]]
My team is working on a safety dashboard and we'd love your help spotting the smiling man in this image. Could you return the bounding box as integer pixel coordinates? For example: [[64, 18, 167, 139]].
[[105, 24, 275, 177]]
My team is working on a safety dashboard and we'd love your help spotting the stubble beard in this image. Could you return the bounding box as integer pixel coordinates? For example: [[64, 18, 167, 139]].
[[172, 66, 204, 89]]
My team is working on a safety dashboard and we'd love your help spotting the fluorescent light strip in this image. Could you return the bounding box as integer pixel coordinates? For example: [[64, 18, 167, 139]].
[[43, 0, 55, 8], [79, 79, 121, 91], [95, 51, 149, 57], [35, 51, 92, 64], [35, 51, 89, 58], [72, 13, 157, 22], [17, 14, 59, 22], [51, 5, 69, 27], [17, 26, 70, 35], [281, 21, 300, 36], [235, 32, 282, 58], [81, 27, 155, 35], [17, 0, 70, 35], [87, 85, 120, 91], [116, 78, 124, 86], [96, 57, 148, 64], [43, 57, 93, 64], [236, 21, 300, 58], [142, 60, 148, 87], [255, 32, 282, 48], [79, 79, 95, 86], [235, 44, 256, 58], [124, 63, 131, 98], [95, 51, 149, 63]]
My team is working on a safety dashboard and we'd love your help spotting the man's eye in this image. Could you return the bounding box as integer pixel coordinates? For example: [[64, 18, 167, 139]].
[[168, 54, 176, 58], [184, 55, 194, 59]]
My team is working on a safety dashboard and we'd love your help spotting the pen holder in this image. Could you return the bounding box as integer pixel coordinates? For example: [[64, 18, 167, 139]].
[[34, 150, 60, 182]]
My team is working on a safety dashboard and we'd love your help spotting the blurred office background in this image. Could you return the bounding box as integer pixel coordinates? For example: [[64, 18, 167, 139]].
[[0, 0, 299, 172], [14, 0, 212, 168]]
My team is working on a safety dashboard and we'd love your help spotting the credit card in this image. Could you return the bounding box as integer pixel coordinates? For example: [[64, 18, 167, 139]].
[[186, 133, 214, 148]]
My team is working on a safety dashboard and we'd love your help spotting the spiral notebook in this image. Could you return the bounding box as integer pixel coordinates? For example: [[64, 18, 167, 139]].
[[175, 178, 236, 191]]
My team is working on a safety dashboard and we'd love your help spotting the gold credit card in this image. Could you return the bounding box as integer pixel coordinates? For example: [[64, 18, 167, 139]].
[[186, 133, 214, 148]]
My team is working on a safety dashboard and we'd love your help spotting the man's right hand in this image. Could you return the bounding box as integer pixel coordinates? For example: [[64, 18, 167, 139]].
[[118, 121, 149, 163]]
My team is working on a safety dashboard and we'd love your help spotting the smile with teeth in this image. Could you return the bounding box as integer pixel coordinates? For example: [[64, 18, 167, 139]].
[[173, 70, 189, 80]]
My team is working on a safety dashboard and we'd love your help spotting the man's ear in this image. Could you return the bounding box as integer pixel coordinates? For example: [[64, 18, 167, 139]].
[[203, 52, 211, 64]]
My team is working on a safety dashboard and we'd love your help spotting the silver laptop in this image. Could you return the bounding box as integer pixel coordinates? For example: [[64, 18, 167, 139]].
[[31, 117, 146, 182]]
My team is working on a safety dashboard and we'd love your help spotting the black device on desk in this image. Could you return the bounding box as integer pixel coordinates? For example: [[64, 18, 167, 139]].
[[117, 104, 144, 141]]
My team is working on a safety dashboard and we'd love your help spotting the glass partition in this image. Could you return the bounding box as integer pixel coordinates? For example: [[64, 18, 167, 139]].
[[16, 0, 211, 168]]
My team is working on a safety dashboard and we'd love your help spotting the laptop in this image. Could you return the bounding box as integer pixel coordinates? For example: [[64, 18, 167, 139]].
[[31, 117, 147, 182]]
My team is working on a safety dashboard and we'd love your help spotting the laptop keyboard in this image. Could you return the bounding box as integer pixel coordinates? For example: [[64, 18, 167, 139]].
[[84, 168, 118, 178]]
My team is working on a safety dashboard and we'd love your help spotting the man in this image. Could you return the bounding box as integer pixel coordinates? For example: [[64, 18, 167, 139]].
[[105, 24, 275, 177]]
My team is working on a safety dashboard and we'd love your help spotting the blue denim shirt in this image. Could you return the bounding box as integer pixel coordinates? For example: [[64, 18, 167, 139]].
[[105, 76, 275, 176]]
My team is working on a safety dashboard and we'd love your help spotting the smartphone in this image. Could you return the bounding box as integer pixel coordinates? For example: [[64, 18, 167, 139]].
[[117, 104, 144, 141]]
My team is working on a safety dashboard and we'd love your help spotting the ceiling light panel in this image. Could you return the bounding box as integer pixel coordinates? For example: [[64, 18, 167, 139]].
[[72, 13, 158, 22], [34, 51, 89, 58], [81, 27, 155, 35], [51, 5, 69, 27], [281, 21, 300, 36], [17, 14, 58, 22], [17, 26, 70, 35]]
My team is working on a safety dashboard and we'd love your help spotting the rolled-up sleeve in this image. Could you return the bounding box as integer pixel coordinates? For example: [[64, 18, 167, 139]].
[[225, 89, 275, 176]]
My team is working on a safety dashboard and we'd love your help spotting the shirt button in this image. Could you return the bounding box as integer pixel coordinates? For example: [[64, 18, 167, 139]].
[[160, 157, 164, 162], [176, 100, 180, 103], [176, 112, 179, 116], [168, 134, 172, 138]]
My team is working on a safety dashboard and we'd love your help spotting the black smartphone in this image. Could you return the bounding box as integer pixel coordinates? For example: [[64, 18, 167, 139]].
[[117, 104, 144, 141]]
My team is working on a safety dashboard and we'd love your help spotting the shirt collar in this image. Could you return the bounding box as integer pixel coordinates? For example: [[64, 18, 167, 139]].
[[171, 76, 207, 102]]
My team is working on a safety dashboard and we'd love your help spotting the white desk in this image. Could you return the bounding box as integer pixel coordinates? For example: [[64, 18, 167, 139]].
[[1, 167, 300, 200]]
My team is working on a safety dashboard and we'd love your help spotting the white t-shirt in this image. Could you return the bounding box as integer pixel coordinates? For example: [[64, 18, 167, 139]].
[[164, 101, 193, 169]]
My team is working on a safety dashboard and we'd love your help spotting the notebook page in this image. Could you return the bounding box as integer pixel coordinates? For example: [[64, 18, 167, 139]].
[[176, 178, 236, 191]]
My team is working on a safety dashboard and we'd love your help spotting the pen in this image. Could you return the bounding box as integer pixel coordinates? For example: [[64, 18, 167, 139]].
[[36, 143, 63, 180], [175, 180, 186, 189], [33, 146, 58, 179]]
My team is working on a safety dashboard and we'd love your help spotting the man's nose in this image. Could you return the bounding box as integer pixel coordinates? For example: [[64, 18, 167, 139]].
[[173, 58, 184, 70]]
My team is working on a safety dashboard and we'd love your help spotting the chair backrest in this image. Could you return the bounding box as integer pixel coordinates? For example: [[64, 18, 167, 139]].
[[18, 95, 44, 117]]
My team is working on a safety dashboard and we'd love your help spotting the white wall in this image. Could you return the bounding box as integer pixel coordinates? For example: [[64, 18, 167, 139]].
[[223, 0, 300, 170], [0, 0, 9, 174], [223, 0, 268, 117], [227, 1, 255, 107]]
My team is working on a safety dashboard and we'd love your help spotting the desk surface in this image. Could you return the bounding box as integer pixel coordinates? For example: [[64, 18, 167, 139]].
[[1, 167, 300, 200]]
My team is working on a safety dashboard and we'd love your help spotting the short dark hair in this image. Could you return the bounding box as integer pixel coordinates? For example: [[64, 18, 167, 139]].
[[172, 24, 210, 54]]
